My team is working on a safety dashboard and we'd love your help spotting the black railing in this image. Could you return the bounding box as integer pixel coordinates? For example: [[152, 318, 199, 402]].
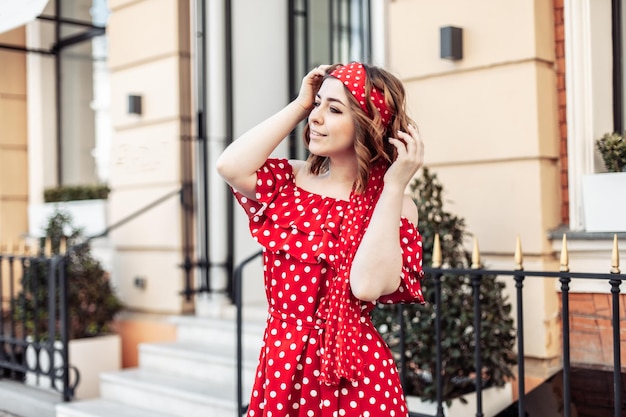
[[403, 266, 624, 417], [233, 237, 624, 417], [234, 250, 263, 416], [0, 250, 76, 401], [0, 188, 189, 402]]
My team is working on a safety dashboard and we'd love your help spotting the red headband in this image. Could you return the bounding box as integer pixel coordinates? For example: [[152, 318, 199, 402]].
[[330, 62, 392, 128]]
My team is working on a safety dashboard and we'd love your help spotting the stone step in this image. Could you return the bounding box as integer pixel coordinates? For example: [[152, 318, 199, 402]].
[[56, 398, 175, 417], [171, 314, 266, 350], [0, 380, 60, 417], [138, 341, 257, 391], [217, 303, 268, 322], [99, 368, 237, 417]]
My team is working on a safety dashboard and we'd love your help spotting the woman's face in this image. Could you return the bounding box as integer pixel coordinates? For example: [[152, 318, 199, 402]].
[[307, 77, 356, 160]]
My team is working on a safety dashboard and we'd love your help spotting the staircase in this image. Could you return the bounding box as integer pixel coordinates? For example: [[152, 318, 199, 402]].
[[56, 307, 266, 417]]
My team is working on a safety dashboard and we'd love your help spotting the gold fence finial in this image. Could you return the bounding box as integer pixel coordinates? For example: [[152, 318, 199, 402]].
[[432, 233, 442, 268], [515, 235, 524, 270], [44, 237, 52, 257], [611, 234, 621, 274], [560, 234, 569, 272], [60, 237, 67, 255], [471, 237, 481, 269]]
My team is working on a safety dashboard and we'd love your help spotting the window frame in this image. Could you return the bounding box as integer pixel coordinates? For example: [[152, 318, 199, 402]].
[[287, 0, 383, 160], [564, 0, 617, 230]]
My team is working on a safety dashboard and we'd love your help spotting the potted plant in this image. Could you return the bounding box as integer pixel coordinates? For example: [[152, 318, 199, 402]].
[[371, 167, 516, 416], [582, 132, 626, 232], [15, 209, 123, 399], [596, 132, 626, 173]]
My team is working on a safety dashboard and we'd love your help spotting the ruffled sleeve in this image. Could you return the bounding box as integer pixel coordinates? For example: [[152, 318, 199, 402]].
[[231, 158, 344, 265], [378, 217, 425, 305], [232, 158, 293, 219]]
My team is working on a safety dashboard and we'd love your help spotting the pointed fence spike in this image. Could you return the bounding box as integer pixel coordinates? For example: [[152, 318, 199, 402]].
[[515, 235, 524, 270], [611, 234, 621, 274], [560, 234, 569, 272], [471, 237, 481, 269], [432, 233, 442, 268], [60, 237, 67, 256]]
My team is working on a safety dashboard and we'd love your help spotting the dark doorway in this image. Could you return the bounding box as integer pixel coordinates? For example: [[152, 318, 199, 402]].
[[497, 368, 626, 417]]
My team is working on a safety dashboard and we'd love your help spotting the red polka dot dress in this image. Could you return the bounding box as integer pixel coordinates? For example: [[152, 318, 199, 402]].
[[233, 158, 425, 417]]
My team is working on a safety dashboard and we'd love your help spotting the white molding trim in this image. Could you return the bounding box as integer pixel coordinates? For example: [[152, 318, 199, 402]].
[[205, 0, 230, 306], [370, 0, 388, 67], [564, 0, 595, 231]]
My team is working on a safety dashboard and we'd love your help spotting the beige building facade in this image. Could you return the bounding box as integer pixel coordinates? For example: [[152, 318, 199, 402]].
[[390, 0, 565, 372], [0, 27, 29, 249]]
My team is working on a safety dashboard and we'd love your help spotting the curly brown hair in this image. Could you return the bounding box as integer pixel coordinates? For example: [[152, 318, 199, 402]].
[[302, 62, 416, 193]]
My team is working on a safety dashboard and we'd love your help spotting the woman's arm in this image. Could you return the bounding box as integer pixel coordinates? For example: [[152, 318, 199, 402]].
[[216, 66, 329, 200], [349, 125, 424, 301]]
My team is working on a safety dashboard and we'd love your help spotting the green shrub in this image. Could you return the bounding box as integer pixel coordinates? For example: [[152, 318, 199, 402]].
[[371, 167, 516, 404], [14, 210, 122, 340], [44, 184, 110, 203]]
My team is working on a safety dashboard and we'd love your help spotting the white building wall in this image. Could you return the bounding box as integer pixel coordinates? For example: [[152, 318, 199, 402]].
[[106, 0, 289, 314], [228, 0, 290, 308], [107, 0, 192, 313]]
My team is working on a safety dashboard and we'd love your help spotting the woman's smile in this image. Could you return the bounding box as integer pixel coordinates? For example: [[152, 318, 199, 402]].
[[309, 129, 326, 140]]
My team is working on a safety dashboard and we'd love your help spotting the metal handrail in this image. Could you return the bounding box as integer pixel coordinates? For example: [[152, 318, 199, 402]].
[[84, 188, 182, 242], [234, 250, 263, 416]]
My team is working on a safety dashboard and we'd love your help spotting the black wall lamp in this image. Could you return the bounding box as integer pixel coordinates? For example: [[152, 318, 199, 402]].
[[440, 26, 463, 60], [128, 94, 143, 115]]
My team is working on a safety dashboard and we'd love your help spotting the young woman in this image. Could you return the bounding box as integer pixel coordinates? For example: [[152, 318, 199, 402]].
[[217, 62, 425, 417]]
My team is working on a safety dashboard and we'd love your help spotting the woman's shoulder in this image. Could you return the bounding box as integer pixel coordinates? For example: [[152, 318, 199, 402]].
[[288, 159, 307, 177], [401, 194, 419, 225]]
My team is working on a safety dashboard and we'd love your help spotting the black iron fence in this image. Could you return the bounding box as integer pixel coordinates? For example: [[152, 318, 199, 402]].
[[0, 245, 76, 401], [234, 235, 624, 417], [0, 187, 193, 404]]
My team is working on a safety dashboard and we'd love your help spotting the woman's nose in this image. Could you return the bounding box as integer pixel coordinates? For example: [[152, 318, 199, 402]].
[[309, 108, 322, 124]]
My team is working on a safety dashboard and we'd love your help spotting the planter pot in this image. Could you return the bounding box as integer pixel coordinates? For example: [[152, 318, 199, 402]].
[[25, 334, 121, 399], [582, 172, 626, 232], [406, 382, 513, 417], [29, 199, 107, 238]]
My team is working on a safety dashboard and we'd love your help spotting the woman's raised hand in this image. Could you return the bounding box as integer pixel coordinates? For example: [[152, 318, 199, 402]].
[[295, 65, 331, 112], [385, 124, 425, 188]]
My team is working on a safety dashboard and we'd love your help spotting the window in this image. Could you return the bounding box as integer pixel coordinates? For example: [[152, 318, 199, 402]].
[[564, 0, 616, 230], [31, 0, 109, 187], [288, 0, 375, 160]]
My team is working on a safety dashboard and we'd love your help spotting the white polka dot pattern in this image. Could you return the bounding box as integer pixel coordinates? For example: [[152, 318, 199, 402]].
[[330, 62, 392, 128], [232, 158, 425, 417]]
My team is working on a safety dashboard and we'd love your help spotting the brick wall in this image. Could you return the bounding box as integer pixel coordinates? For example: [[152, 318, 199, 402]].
[[564, 293, 626, 368], [554, 0, 569, 226]]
